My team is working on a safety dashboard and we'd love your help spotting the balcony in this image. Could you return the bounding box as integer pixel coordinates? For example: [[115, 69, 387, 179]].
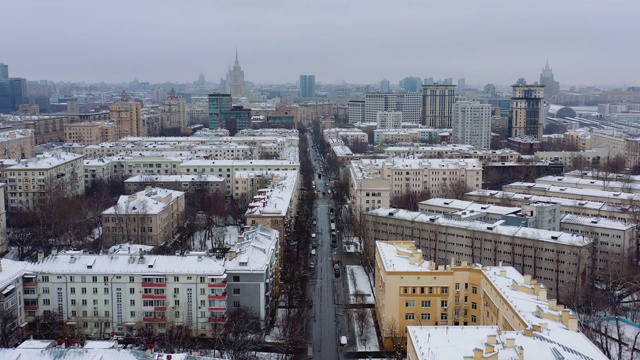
[[24, 305, 39, 311], [142, 282, 166, 288], [142, 294, 166, 299], [208, 306, 227, 312], [23, 283, 38, 288], [207, 281, 227, 289], [154, 306, 167, 311], [208, 292, 227, 300], [143, 317, 166, 323], [208, 316, 227, 324]]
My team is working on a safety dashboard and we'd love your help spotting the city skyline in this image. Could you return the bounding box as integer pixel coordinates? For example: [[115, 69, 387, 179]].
[[2, 0, 639, 86]]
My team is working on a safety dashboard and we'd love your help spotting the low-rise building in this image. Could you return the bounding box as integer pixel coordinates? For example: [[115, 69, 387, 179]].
[[374, 128, 451, 145], [502, 181, 640, 206], [536, 174, 640, 192], [533, 148, 608, 171], [366, 208, 593, 302], [323, 128, 368, 144], [101, 187, 185, 246], [124, 174, 225, 195], [0, 129, 35, 159], [5, 152, 84, 212]]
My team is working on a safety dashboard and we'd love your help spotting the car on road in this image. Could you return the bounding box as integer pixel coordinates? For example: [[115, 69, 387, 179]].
[[339, 336, 347, 346], [312, 220, 317, 226], [311, 233, 316, 239], [311, 249, 316, 256]]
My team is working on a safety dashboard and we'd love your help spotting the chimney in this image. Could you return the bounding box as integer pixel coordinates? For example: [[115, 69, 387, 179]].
[[473, 348, 483, 360], [499, 269, 507, 277], [523, 274, 531, 284], [487, 334, 497, 344], [37, 250, 44, 262], [505, 338, 516, 348], [516, 345, 525, 360], [538, 288, 547, 301], [548, 299, 557, 310], [227, 250, 237, 261], [484, 343, 495, 354], [51, 248, 58, 256]]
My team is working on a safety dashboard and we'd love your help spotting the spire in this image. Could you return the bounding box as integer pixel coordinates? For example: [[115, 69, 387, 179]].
[[545, 59, 550, 70], [235, 46, 239, 66]]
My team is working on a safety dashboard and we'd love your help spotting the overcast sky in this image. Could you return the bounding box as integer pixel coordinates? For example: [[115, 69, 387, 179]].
[[2, 0, 638, 87]]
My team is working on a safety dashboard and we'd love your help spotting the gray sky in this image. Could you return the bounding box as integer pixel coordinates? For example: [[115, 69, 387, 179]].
[[2, 0, 639, 86]]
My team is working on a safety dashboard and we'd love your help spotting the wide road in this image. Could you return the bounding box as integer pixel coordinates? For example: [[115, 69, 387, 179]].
[[307, 140, 345, 360]]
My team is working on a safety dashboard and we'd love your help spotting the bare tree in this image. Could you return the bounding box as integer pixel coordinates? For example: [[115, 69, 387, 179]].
[[220, 306, 266, 360]]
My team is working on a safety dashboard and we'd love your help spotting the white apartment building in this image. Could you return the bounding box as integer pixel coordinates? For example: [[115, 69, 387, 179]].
[[374, 128, 451, 145], [451, 101, 491, 149], [24, 249, 227, 338], [101, 187, 186, 246], [348, 100, 365, 124], [178, 159, 300, 197], [376, 111, 403, 130], [590, 130, 627, 158], [124, 174, 226, 195], [364, 93, 422, 124], [348, 158, 482, 214], [5, 152, 84, 212], [536, 175, 640, 192], [322, 128, 369, 144], [502, 181, 640, 206]]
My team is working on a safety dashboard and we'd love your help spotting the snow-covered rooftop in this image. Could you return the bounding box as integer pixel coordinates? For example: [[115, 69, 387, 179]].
[[0, 259, 28, 290], [27, 250, 225, 276], [102, 187, 184, 215], [560, 214, 636, 231], [504, 182, 640, 202], [245, 171, 298, 218], [369, 208, 593, 246], [536, 175, 640, 192], [420, 198, 521, 216], [7, 152, 83, 170], [0, 347, 217, 360], [225, 225, 278, 272], [124, 174, 225, 183]]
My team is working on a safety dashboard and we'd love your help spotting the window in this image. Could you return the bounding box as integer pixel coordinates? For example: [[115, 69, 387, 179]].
[[174, 288, 180, 294], [455, 283, 460, 291], [93, 288, 98, 294], [71, 299, 76, 306], [130, 288, 135, 294], [130, 300, 135, 306], [41, 276, 49, 282], [92, 276, 98, 283], [130, 276, 135, 282], [70, 287, 76, 294], [440, 313, 448, 321], [421, 313, 430, 321], [421, 300, 431, 308], [233, 301, 240, 308], [104, 299, 109, 305], [233, 276, 240, 282], [441, 287, 448, 294], [472, 287, 478, 295], [104, 288, 109, 295], [42, 287, 50, 294], [104, 276, 109, 283], [403, 288, 408, 294], [441, 300, 448, 308], [471, 302, 477, 310], [199, 277, 205, 283], [82, 299, 87, 306], [405, 300, 415, 307], [465, 283, 468, 290], [93, 299, 98, 305], [200, 288, 205, 295], [175, 300, 180, 306], [471, 315, 477, 323], [81, 288, 87, 294], [428, 287, 433, 294], [405, 313, 415, 320], [130, 311, 136, 317], [233, 289, 240, 295], [69, 276, 74, 282], [174, 277, 179, 282]]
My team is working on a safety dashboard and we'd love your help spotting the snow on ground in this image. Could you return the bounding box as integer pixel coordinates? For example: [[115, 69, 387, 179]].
[[346, 265, 374, 304], [87, 226, 102, 241], [349, 309, 380, 352], [343, 236, 362, 253], [266, 307, 295, 343], [190, 225, 242, 251]]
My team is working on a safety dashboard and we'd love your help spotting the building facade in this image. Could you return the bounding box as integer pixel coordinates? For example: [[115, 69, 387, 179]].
[[111, 92, 145, 139], [422, 84, 456, 128], [348, 100, 366, 124], [207, 93, 232, 130], [226, 50, 246, 97], [299, 75, 316, 98], [161, 89, 187, 129], [540, 60, 560, 98], [451, 101, 491, 149], [508, 85, 545, 140]]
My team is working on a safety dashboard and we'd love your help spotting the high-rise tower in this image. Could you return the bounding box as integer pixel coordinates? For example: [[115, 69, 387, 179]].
[[508, 85, 545, 140], [226, 48, 246, 97], [422, 84, 456, 128], [539, 60, 560, 98], [299, 75, 316, 98]]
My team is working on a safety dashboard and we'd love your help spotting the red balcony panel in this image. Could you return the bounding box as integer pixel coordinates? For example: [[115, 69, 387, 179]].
[[208, 292, 227, 300], [142, 283, 166, 288], [207, 282, 227, 288], [23, 283, 37, 287], [154, 306, 167, 311], [143, 317, 166, 323], [208, 307, 227, 312], [24, 306, 39, 311], [142, 294, 166, 299]]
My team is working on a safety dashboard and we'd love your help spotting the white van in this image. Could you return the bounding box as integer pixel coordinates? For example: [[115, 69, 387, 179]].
[[339, 336, 347, 346]]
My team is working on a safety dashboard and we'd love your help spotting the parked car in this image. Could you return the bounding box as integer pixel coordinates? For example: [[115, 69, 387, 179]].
[[340, 336, 347, 346]]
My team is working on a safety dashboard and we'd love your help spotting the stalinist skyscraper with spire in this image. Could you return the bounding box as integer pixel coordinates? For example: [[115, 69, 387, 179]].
[[539, 60, 560, 98], [226, 48, 246, 97]]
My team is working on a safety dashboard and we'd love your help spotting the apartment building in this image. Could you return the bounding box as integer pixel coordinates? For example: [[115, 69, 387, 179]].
[[565, 169, 640, 184], [508, 85, 545, 140], [366, 209, 593, 302], [111, 92, 145, 139], [64, 121, 117, 146], [373, 128, 451, 145], [323, 128, 368, 144], [533, 148, 608, 171], [348, 100, 365, 124], [24, 249, 227, 338], [161, 89, 187, 129], [178, 159, 300, 197], [418, 198, 521, 223], [564, 129, 592, 151], [101, 188, 185, 246], [464, 189, 640, 224], [245, 171, 300, 243], [422, 84, 456, 128], [536, 175, 640, 192], [590, 130, 626, 158], [124, 174, 225, 195], [0, 259, 28, 346], [5, 152, 84, 212], [348, 158, 482, 213], [364, 93, 422, 124], [502, 182, 640, 206], [8, 115, 70, 145], [0, 129, 35, 159], [378, 242, 605, 358], [384, 145, 521, 164], [451, 101, 491, 149]]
